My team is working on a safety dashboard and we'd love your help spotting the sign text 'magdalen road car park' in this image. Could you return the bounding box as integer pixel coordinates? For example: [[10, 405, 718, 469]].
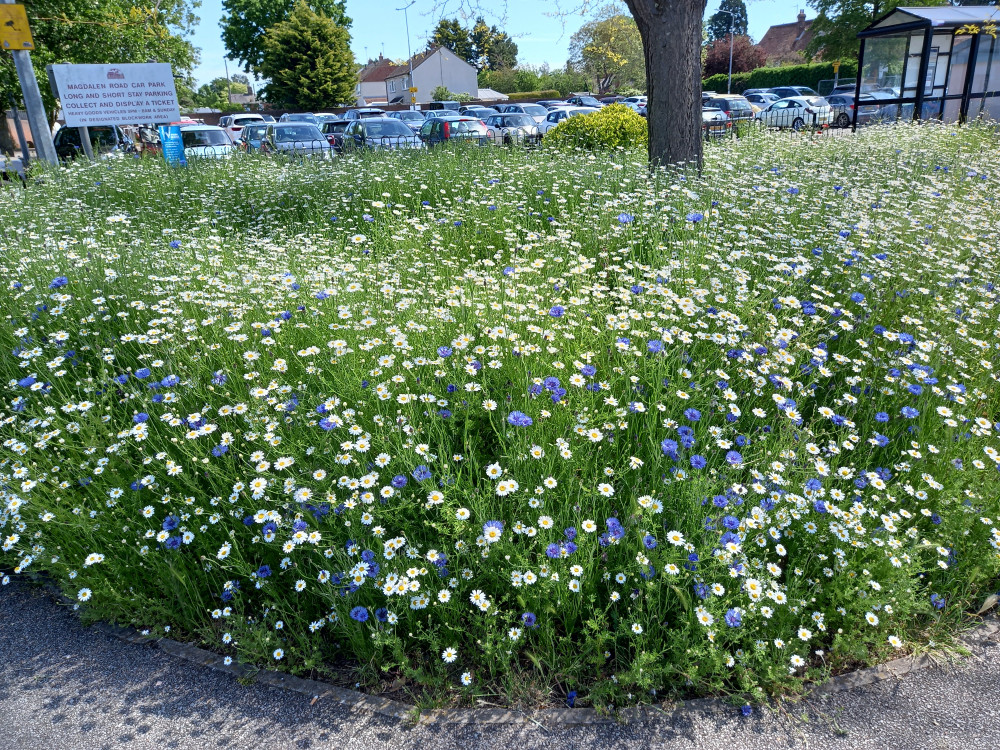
[[51, 63, 181, 127]]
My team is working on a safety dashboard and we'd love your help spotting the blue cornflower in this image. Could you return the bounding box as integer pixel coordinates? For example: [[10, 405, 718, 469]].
[[49, 276, 69, 289], [690, 455, 707, 469], [661, 438, 679, 458], [566, 690, 577, 708], [725, 450, 743, 465], [17, 376, 35, 388], [160, 374, 180, 387], [617, 212, 634, 224], [437, 346, 452, 358], [850, 292, 865, 303], [686, 212, 704, 223], [391, 475, 408, 489], [721, 515, 740, 530], [875, 412, 890, 423], [350, 606, 369, 622], [162, 515, 179, 531], [901, 406, 919, 418], [647, 339, 664, 353], [684, 408, 701, 422], [135, 368, 151, 379], [930, 594, 945, 610], [114, 374, 129, 385], [165, 536, 182, 550], [549, 305, 564, 317], [642, 534, 657, 550], [741, 705, 753, 717], [211, 444, 228, 457], [725, 608, 742, 627], [169, 240, 181, 249], [522, 612, 537, 628], [212, 370, 227, 385], [507, 411, 533, 427], [256, 564, 271, 578], [580, 364, 596, 377], [411, 465, 432, 481]]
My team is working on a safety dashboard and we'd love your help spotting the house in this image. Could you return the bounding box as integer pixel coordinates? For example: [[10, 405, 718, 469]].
[[758, 10, 815, 66], [384, 47, 479, 106], [355, 55, 394, 105]]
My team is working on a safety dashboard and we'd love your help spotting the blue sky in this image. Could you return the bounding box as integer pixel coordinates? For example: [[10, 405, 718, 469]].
[[189, 0, 805, 87]]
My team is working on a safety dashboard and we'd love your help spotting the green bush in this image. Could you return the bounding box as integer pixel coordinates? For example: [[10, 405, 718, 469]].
[[703, 61, 859, 96], [543, 103, 647, 151], [431, 86, 473, 102], [506, 89, 562, 101]]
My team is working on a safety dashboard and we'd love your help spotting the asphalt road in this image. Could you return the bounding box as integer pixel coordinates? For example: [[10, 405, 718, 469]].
[[1, 579, 998, 750]]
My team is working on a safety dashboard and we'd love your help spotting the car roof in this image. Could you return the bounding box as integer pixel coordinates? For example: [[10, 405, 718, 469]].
[[180, 125, 226, 131]]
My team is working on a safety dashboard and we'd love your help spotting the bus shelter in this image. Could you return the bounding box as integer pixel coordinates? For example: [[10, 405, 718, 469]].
[[854, 6, 1000, 127]]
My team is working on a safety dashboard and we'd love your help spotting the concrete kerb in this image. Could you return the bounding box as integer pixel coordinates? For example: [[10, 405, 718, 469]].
[[29, 578, 1000, 728]]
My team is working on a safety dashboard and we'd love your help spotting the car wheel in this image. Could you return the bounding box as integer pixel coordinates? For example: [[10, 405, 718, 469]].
[[836, 113, 850, 128], [792, 117, 805, 132]]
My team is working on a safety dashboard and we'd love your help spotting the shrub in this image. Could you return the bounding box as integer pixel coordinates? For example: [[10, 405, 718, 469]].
[[506, 89, 562, 101], [432, 86, 473, 102], [543, 103, 647, 150], [703, 60, 859, 95]]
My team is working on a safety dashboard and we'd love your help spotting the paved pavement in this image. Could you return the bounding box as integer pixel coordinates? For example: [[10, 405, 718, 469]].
[[2, 579, 998, 750]]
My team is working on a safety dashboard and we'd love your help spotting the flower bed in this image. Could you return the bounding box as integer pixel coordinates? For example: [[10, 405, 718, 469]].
[[1, 124, 998, 709]]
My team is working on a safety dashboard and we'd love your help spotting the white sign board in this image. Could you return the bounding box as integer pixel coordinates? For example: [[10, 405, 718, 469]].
[[51, 63, 181, 127]]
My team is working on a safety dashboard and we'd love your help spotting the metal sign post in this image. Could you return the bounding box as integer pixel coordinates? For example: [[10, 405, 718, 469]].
[[1, 0, 57, 165]]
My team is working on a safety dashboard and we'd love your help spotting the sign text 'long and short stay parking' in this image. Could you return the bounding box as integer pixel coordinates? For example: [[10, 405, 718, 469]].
[[50, 63, 181, 127]]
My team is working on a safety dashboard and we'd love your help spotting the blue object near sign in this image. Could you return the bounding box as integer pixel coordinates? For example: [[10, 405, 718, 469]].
[[158, 125, 186, 166]]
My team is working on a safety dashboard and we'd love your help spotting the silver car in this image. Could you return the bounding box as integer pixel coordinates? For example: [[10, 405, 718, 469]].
[[261, 123, 333, 157], [341, 118, 424, 151], [179, 125, 235, 159]]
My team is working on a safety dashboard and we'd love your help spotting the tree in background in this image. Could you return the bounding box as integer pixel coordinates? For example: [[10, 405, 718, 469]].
[[478, 64, 590, 96], [194, 77, 250, 111], [705, 0, 748, 42], [259, 1, 356, 109], [0, 0, 198, 122], [568, 7, 645, 93], [806, 0, 946, 61], [703, 34, 765, 76], [430, 16, 518, 70], [221, 0, 350, 75]]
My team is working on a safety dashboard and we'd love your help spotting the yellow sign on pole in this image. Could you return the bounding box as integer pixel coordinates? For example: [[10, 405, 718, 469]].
[[0, 4, 34, 51], [408, 86, 418, 93], [410, 96, 416, 104], [832, 61, 841, 73]]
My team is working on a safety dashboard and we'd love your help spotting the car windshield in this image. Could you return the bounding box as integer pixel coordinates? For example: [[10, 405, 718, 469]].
[[362, 121, 414, 137], [286, 114, 318, 124], [500, 115, 535, 127], [807, 97, 830, 107], [727, 98, 751, 110], [451, 120, 487, 135], [322, 122, 349, 133], [182, 130, 231, 147], [569, 108, 596, 117], [398, 111, 424, 120], [274, 126, 324, 142], [520, 105, 547, 116], [232, 117, 262, 127], [244, 126, 268, 139]]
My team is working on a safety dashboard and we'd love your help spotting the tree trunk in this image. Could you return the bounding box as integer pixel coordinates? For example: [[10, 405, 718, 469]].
[[625, 0, 707, 169]]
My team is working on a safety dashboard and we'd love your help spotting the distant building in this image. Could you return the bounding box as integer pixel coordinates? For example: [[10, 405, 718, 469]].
[[384, 47, 479, 106], [356, 55, 394, 105], [477, 88, 509, 102], [758, 10, 815, 66]]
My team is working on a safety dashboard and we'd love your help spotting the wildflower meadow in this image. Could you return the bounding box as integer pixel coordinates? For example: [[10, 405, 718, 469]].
[[1, 124, 998, 710]]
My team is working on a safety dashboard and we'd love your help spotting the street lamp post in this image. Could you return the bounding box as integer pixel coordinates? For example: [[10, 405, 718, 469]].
[[717, 7, 738, 95], [397, 1, 416, 109]]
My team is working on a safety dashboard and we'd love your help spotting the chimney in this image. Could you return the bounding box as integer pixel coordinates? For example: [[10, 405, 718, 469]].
[[797, 10, 806, 32]]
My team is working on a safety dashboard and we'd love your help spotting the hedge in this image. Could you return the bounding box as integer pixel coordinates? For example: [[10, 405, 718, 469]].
[[703, 61, 859, 96], [506, 90, 562, 101]]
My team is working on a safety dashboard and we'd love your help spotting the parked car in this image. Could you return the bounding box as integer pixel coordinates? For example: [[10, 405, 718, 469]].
[[494, 103, 550, 123], [261, 114, 276, 123], [702, 106, 731, 139], [387, 110, 428, 132], [768, 85, 819, 99], [223, 113, 266, 141], [622, 95, 647, 113], [826, 93, 883, 128], [829, 82, 882, 97], [53, 124, 134, 160], [236, 123, 270, 152], [180, 125, 235, 159], [342, 107, 386, 121], [537, 99, 567, 109], [426, 101, 461, 111], [319, 119, 351, 152], [279, 113, 320, 125], [599, 95, 625, 105], [342, 118, 424, 151], [566, 95, 603, 108], [418, 116, 489, 147], [537, 107, 599, 135], [261, 123, 332, 157], [484, 114, 541, 145], [755, 96, 832, 130], [459, 106, 499, 119], [744, 92, 781, 111], [741, 88, 770, 97], [218, 115, 233, 129], [701, 95, 755, 125]]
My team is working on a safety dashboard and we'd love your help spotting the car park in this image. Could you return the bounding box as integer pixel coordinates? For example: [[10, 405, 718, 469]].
[[537, 107, 599, 135], [261, 123, 332, 157], [826, 93, 883, 128], [755, 96, 832, 130], [342, 118, 424, 151], [387, 110, 428, 132], [180, 125, 235, 159], [53, 124, 134, 160], [701, 95, 755, 126], [484, 114, 540, 145], [418, 116, 489, 147], [237, 123, 269, 152], [279, 113, 320, 125], [494, 103, 549, 123], [342, 107, 386, 121], [744, 92, 780, 111], [702, 106, 731, 139]]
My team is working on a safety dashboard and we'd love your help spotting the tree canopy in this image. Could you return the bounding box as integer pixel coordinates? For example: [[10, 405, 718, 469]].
[[703, 34, 765, 76], [258, 0, 356, 109], [429, 16, 518, 70], [0, 0, 198, 122], [805, 0, 946, 61], [705, 0, 748, 42], [193, 77, 251, 111], [221, 0, 350, 75], [568, 7, 645, 93]]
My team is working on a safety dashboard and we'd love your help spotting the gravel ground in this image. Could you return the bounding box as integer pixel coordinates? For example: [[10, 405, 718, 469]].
[[2, 579, 998, 750]]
